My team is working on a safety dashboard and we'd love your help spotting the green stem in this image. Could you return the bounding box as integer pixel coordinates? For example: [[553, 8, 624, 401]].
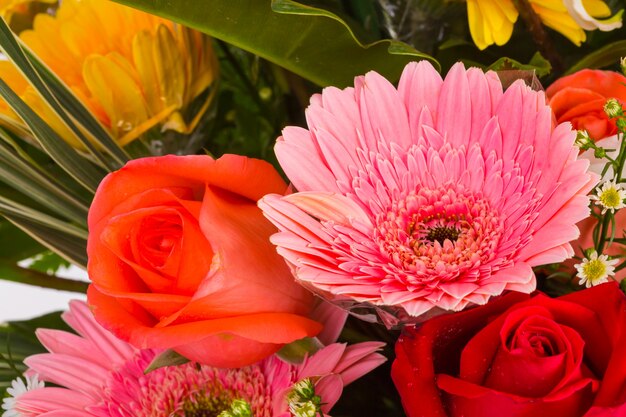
[[597, 130, 626, 253], [597, 212, 612, 254], [512, 0, 564, 73], [614, 131, 626, 182], [0, 262, 88, 293]]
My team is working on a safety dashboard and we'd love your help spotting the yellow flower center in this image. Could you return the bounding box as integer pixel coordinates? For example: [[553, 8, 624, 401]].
[[599, 187, 623, 209], [582, 259, 607, 283]]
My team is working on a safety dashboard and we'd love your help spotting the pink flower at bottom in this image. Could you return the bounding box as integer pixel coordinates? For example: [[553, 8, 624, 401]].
[[13, 301, 385, 417], [259, 61, 597, 318]]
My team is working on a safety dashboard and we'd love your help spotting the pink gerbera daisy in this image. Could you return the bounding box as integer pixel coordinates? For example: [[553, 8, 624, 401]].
[[11, 301, 385, 416], [259, 61, 597, 318]]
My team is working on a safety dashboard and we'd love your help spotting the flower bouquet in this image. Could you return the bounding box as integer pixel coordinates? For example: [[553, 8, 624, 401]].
[[1, 1, 626, 416]]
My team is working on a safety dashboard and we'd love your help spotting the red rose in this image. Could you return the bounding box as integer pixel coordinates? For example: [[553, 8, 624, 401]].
[[546, 69, 626, 141], [87, 154, 322, 368], [392, 283, 626, 417]]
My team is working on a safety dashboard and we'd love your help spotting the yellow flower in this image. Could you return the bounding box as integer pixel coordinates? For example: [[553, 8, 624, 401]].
[[0, 0, 54, 22], [467, 0, 622, 50], [0, 0, 218, 148]]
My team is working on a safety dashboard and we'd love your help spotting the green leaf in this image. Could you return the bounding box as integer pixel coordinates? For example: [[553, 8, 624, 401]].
[[0, 195, 88, 240], [27, 251, 71, 275], [488, 52, 552, 77], [144, 349, 190, 374], [276, 337, 323, 363], [0, 212, 88, 268], [0, 134, 89, 222], [567, 40, 626, 74], [0, 78, 105, 193], [0, 311, 70, 392], [0, 219, 44, 262], [0, 261, 88, 293], [110, 0, 438, 87]]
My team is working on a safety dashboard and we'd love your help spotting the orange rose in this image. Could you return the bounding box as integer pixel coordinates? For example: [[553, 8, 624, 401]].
[[87, 154, 321, 368], [547, 69, 626, 140]]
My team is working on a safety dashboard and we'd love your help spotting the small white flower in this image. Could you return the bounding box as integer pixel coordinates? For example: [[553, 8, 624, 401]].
[[287, 378, 322, 417], [2, 374, 44, 417], [563, 0, 623, 32], [604, 98, 624, 119], [575, 130, 593, 150], [590, 180, 626, 214], [575, 251, 619, 288]]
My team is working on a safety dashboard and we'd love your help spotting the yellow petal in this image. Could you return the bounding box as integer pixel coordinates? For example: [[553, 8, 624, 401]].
[[181, 27, 218, 105], [532, 4, 587, 45], [82, 54, 150, 139], [583, 0, 611, 17], [153, 24, 185, 110], [132, 29, 163, 115], [467, 0, 517, 49], [468, 0, 491, 50]]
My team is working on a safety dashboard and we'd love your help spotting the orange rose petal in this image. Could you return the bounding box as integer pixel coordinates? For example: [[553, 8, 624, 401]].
[[89, 155, 285, 227], [173, 334, 282, 368], [90, 284, 321, 351], [122, 295, 189, 320], [88, 190, 200, 294], [88, 223, 149, 293], [176, 198, 203, 220], [101, 208, 177, 292], [93, 286, 190, 313], [210, 154, 288, 201], [575, 115, 613, 140], [559, 99, 607, 121], [549, 88, 605, 120], [547, 69, 626, 102], [171, 221, 214, 295], [139, 312, 323, 348], [88, 285, 158, 344], [88, 155, 216, 227], [104, 187, 196, 219], [176, 186, 315, 318]]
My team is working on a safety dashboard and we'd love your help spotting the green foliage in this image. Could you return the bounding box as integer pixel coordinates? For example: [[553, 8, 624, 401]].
[[567, 40, 626, 74], [0, 16, 112, 270], [27, 251, 71, 275], [110, 0, 437, 88], [488, 52, 552, 78], [0, 311, 70, 393]]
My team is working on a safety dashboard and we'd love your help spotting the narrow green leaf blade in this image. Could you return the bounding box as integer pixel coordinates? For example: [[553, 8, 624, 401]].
[[0, 146, 89, 222], [0, 78, 105, 193], [0, 17, 115, 168], [0, 219, 44, 262], [0, 212, 88, 267], [0, 261, 88, 293], [567, 40, 626, 74]]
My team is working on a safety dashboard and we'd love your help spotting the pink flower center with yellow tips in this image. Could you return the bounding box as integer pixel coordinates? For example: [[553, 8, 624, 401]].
[[376, 185, 503, 281]]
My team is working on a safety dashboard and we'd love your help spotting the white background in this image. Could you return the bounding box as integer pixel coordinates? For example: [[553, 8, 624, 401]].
[[0, 265, 87, 322]]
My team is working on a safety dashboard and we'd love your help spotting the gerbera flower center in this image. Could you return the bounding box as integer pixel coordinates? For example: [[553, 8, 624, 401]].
[[424, 225, 462, 245], [92, 351, 273, 417], [182, 392, 231, 417], [375, 185, 503, 281]]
